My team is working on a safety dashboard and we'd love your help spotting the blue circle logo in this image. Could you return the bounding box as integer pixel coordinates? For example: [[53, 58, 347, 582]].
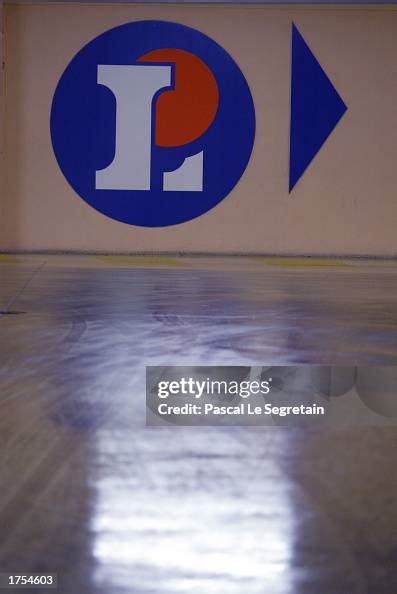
[[51, 21, 256, 227]]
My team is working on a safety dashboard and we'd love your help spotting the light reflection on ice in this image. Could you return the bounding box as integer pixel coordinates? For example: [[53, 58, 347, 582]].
[[92, 422, 294, 594]]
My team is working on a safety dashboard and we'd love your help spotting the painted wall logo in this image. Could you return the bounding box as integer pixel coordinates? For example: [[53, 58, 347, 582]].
[[50, 20, 256, 226]]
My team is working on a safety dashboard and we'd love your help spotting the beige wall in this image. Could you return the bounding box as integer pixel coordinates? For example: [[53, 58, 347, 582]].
[[2, 3, 397, 255], [0, 0, 3, 220]]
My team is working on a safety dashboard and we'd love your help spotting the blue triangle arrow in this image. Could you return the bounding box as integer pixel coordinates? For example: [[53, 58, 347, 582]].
[[289, 23, 347, 192]]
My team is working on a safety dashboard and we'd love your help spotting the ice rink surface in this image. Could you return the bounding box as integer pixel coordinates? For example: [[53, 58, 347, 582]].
[[0, 254, 396, 593]]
